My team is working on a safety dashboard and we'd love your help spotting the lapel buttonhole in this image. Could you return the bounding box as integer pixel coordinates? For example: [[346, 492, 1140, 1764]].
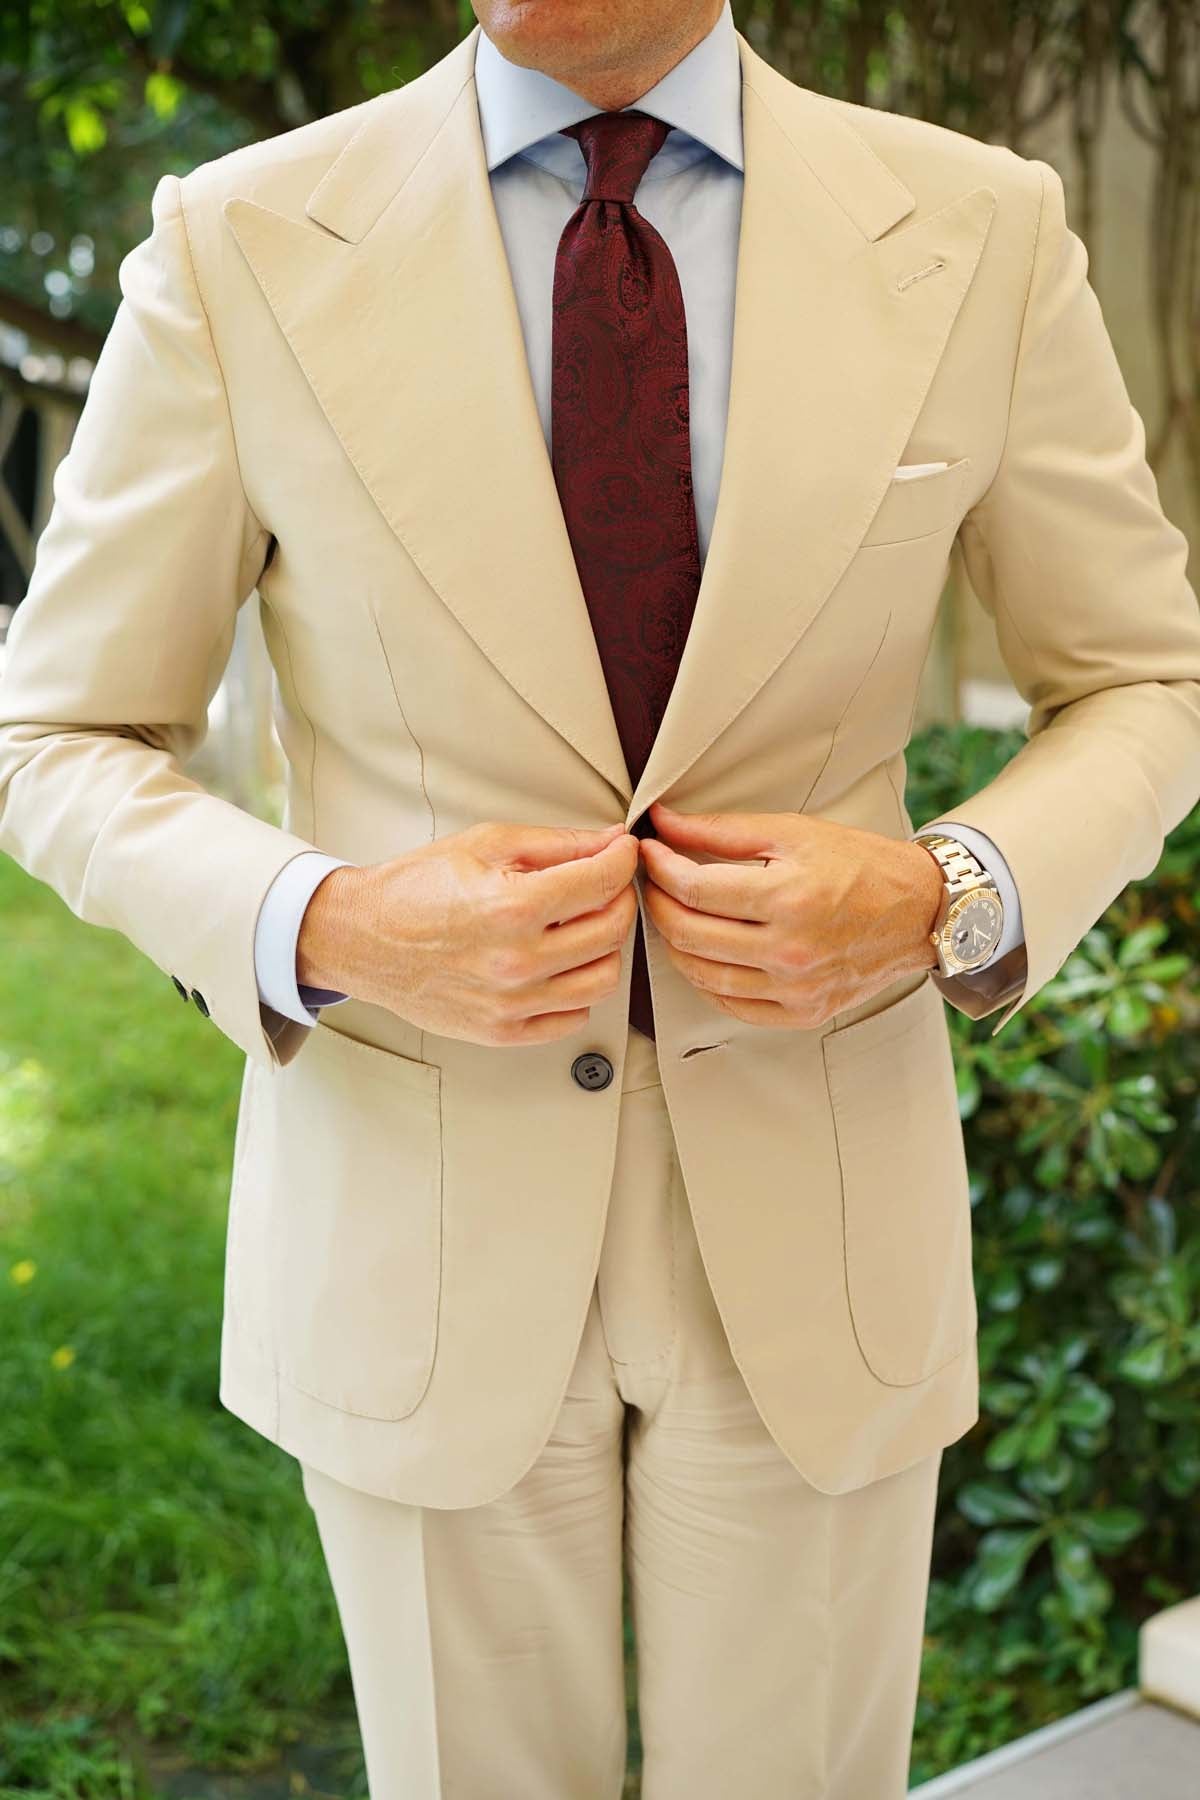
[[896, 258, 948, 292]]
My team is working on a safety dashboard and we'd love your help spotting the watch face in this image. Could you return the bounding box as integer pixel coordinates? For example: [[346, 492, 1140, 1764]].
[[944, 891, 1004, 968]]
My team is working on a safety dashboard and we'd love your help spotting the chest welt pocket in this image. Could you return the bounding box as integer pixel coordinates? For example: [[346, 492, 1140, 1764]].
[[821, 974, 977, 1386], [859, 456, 971, 548], [267, 1021, 443, 1420]]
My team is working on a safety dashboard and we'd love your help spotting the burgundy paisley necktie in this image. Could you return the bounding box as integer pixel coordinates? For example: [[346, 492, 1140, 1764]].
[[550, 110, 703, 1042]]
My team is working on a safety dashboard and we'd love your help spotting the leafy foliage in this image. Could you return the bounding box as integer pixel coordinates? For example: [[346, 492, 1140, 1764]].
[[0, 0, 477, 348], [909, 721, 1200, 1756]]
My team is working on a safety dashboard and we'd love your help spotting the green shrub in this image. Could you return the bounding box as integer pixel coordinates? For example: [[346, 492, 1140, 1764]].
[[908, 721, 1200, 1769]]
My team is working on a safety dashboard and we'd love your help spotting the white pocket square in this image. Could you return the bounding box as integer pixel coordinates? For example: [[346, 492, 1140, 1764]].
[[892, 460, 950, 482]]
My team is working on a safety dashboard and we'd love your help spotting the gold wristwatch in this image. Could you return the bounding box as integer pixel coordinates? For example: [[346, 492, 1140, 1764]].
[[913, 832, 1005, 976]]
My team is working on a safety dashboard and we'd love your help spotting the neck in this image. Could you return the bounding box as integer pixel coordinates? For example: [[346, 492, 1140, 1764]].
[[490, 3, 722, 113]]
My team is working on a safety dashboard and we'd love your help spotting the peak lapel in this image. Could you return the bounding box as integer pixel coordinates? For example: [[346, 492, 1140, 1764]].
[[222, 23, 997, 823], [627, 33, 998, 821], [223, 23, 633, 802]]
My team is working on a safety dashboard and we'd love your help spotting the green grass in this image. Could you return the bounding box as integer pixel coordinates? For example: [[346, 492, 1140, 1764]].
[[0, 850, 1098, 1796], [0, 854, 364, 1798]]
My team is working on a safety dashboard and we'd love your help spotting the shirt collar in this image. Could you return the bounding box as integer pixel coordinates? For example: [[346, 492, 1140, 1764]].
[[473, 0, 743, 180]]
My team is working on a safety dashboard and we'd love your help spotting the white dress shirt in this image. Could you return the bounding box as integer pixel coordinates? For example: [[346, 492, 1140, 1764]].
[[253, 0, 1024, 1025]]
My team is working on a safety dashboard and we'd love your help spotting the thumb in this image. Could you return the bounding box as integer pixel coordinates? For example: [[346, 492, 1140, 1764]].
[[649, 802, 778, 860]]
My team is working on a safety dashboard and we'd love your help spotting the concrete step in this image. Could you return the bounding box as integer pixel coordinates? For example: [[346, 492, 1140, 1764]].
[[910, 1689, 1200, 1797]]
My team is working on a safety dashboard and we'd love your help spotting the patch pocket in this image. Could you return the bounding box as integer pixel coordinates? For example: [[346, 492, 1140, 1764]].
[[268, 1021, 443, 1420], [821, 974, 977, 1386], [860, 456, 971, 548]]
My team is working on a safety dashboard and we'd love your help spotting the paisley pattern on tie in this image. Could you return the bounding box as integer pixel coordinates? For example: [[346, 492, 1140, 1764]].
[[551, 110, 703, 1042]]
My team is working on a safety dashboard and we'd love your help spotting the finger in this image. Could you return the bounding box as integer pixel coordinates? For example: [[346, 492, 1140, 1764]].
[[640, 836, 773, 921], [495, 821, 629, 871], [504, 1007, 595, 1045], [515, 948, 625, 1015], [648, 802, 783, 860], [665, 943, 774, 1001], [533, 891, 638, 978], [660, 950, 793, 1027], [645, 882, 771, 969], [704, 995, 793, 1027], [522, 832, 640, 927]]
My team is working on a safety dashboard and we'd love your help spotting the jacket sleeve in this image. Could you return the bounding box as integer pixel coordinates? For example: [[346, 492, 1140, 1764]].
[[0, 171, 324, 1071], [918, 156, 1200, 1036]]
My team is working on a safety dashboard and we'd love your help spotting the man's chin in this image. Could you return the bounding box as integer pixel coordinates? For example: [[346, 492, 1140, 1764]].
[[478, 5, 625, 75]]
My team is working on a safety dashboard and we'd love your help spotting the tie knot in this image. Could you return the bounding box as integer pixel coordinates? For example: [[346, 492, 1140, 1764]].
[[560, 110, 671, 205]]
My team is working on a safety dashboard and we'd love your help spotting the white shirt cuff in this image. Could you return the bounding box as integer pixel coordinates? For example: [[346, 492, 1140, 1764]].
[[915, 820, 1024, 972], [254, 852, 354, 1027]]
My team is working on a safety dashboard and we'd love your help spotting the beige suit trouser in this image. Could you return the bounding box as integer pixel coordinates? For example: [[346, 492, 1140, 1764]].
[[300, 1021, 942, 1800]]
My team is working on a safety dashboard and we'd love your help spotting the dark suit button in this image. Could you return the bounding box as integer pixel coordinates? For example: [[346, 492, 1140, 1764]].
[[190, 989, 210, 1017], [571, 1051, 613, 1091], [170, 975, 188, 1000]]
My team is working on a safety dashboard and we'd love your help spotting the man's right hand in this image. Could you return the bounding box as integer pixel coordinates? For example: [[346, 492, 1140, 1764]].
[[296, 821, 641, 1046]]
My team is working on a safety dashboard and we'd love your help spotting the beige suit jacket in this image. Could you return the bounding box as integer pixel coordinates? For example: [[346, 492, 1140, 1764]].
[[2, 24, 1199, 1507]]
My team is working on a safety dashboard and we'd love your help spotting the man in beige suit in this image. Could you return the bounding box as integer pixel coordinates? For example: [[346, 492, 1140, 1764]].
[[3, 0, 1200, 1792]]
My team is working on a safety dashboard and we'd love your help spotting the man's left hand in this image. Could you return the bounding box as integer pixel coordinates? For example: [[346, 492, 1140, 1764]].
[[638, 801, 944, 1030]]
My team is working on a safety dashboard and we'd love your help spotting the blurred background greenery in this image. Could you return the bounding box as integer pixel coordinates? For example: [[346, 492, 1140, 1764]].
[[1, 2, 1199, 1797]]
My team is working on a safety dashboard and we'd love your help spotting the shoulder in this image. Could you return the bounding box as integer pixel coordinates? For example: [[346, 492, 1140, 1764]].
[[743, 50, 1052, 309], [819, 95, 1056, 316], [821, 90, 1040, 211], [176, 88, 398, 221], [741, 39, 1046, 235], [174, 34, 472, 226]]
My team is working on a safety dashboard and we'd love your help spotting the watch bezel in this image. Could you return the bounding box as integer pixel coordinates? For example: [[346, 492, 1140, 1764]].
[[933, 886, 1005, 972]]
